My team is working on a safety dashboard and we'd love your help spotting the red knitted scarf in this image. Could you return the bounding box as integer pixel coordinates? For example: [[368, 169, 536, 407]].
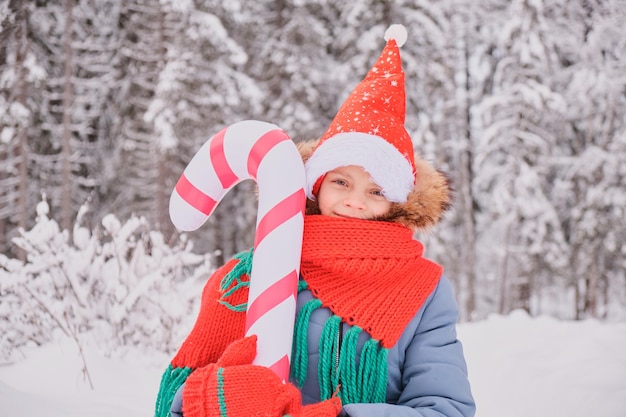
[[300, 215, 443, 348]]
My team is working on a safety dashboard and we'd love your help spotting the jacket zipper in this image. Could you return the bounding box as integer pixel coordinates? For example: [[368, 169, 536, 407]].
[[336, 323, 343, 389]]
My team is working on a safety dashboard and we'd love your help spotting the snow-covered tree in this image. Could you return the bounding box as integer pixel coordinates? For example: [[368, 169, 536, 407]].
[[471, 0, 570, 315], [552, 0, 626, 318], [237, 0, 341, 138], [0, 1, 47, 258], [106, 0, 169, 233], [64, 0, 122, 230], [399, 0, 477, 319], [17, 0, 121, 233]]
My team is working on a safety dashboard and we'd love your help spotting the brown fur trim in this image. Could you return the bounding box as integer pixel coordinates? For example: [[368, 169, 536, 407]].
[[296, 138, 452, 232], [295, 139, 318, 164]]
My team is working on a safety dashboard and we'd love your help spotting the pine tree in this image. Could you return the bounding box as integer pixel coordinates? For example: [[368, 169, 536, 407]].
[[471, 0, 570, 314], [65, 0, 122, 229], [553, 0, 626, 318], [18, 0, 119, 234], [108, 0, 168, 232], [0, 1, 45, 258], [234, 0, 342, 138]]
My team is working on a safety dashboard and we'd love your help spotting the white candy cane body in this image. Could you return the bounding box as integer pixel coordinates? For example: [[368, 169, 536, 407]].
[[169, 120, 306, 382]]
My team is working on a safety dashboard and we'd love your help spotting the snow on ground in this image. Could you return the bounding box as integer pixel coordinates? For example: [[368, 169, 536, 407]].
[[458, 311, 626, 417], [1, 310, 625, 417], [0, 333, 167, 417]]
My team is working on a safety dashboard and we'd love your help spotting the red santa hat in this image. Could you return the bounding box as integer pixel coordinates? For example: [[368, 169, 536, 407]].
[[305, 24, 416, 203]]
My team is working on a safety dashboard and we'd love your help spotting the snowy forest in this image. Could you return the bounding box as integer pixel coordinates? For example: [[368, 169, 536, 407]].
[[1, 0, 625, 361]]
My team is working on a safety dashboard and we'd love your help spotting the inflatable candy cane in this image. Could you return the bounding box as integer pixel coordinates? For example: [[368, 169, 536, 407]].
[[169, 120, 306, 382]]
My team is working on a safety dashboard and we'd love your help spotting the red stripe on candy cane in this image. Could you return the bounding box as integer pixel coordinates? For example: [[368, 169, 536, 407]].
[[210, 127, 239, 189], [245, 270, 299, 332], [255, 189, 306, 248], [268, 355, 290, 382], [175, 173, 217, 215], [247, 129, 290, 177]]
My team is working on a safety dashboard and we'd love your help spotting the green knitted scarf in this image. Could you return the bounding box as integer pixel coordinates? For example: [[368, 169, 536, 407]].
[[290, 280, 388, 405]]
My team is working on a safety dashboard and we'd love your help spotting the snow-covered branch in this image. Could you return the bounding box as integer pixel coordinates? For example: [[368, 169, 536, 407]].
[[0, 197, 212, 361]]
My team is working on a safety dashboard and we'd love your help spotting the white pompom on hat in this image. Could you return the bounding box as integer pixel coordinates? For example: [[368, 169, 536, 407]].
[[305, 24, 416, 203]]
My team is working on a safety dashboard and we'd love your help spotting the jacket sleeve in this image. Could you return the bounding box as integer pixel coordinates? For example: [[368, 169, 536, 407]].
[[340, 276, 475, 417]]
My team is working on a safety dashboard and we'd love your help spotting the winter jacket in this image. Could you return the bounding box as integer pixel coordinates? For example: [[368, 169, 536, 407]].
[[295, 275, 475, 417]]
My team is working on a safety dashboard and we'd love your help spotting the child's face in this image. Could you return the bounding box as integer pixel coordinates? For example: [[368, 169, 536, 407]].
[[316, 165, 392, 220]]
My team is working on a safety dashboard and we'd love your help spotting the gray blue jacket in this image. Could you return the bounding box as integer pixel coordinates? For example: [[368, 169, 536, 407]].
[[295, 275, 475, 417]]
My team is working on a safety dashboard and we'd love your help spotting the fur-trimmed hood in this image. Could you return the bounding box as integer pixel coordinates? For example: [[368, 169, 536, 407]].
[[296, 138, 452, 232]]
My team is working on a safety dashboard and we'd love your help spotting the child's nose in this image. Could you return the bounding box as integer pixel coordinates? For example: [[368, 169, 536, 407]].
[[343, 192, 367, 210]]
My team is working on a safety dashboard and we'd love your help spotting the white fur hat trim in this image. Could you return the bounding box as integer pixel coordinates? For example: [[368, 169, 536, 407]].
[[304, 132, 415, 203]]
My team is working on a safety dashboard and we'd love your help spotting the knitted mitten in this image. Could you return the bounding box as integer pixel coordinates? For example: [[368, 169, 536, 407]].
[[183, 336, 342, 417]]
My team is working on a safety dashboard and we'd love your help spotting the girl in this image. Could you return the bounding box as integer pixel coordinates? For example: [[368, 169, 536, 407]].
[[155, 24, 475, 417]]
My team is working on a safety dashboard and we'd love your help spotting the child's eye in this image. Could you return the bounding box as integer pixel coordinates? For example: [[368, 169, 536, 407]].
[[332, 179, 348, 187], [371, 189, 384, 197]]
